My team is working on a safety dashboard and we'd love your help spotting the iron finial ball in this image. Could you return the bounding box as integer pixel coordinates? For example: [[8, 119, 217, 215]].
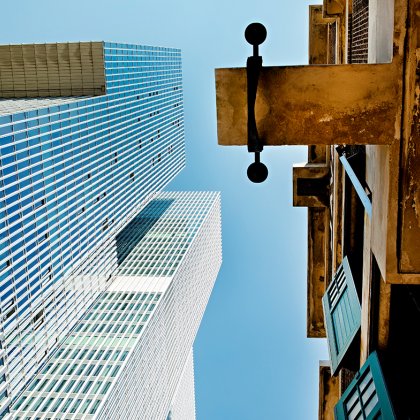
[[245, 23, 267, 46], [247, 161, 268, 183]]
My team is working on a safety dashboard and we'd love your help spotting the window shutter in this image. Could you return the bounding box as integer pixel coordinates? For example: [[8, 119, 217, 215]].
[[322, 256, 361, 374], [335, 351, 396, 419]]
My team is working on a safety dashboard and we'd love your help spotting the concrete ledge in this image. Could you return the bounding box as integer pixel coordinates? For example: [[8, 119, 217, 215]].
[[215, 61, 401, 147]]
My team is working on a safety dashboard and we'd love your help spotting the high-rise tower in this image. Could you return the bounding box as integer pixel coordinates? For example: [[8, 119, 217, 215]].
[[0, 42, 185, 415], [10, 191, 222, 419]]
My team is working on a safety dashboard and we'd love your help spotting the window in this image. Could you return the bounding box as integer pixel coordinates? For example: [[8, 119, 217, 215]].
[[322, 256, 361, 374], [92, 381, 102, 393], [14, 396, 26, 410], [51, 398, 64, 413], [335, 352, 396, 419], [80, 399, 92, 414], [82, 381, 94, 394], [55, 380, 66, 393], [61, 398, 73, 412], [101, 381, 111, 395], [89, 400, 101, 414], [64, 380, 76, 393], [27, 379, 40, 391], [45, 380, 58, 392], [69, 399, 82, 414], [110, 365, 120, 377], [41, 398, 54, 413], [31, 397, 43, 412]]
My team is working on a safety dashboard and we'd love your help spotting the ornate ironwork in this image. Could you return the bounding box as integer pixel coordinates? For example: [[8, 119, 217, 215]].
[[245, 23, 268, 183]]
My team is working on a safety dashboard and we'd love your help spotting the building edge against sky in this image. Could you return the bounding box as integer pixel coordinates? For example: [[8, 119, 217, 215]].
[[168, 348, 196, 420], [0, 42, 222, 418]]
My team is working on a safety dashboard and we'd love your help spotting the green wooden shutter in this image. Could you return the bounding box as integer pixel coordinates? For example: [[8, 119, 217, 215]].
[[322, 256, 361, 374], [335, 351, 396, 419]]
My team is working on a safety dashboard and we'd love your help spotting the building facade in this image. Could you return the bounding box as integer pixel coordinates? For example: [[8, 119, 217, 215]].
[[215, 0, 418, 417], [294, 2, 418, 418], [0, 42, 187, 415], [10, 191, 222, 419], [167, 348, 196, 420]]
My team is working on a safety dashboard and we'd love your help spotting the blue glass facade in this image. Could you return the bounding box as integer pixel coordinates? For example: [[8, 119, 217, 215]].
[[0, 42, 185, 414]]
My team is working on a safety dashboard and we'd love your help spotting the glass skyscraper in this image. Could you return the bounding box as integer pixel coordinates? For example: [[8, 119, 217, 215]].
[[0, 42, 221, 418], [10, 191, 222, 419]]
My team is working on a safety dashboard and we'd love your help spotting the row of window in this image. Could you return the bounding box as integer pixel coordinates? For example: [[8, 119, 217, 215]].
[[13, 288, 164, 415], [0, 85, 181, 134], [15, 393, 103, 415], [104, 43, 180, 52], [0, 100, 182, 162]]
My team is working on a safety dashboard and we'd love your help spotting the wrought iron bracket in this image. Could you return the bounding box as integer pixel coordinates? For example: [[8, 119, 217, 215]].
[[245, 23, 268, 183]]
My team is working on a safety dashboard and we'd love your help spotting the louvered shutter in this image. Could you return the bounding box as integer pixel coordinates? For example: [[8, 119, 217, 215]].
[[335, 351, 396, 419], [322, 256, 361, 374]]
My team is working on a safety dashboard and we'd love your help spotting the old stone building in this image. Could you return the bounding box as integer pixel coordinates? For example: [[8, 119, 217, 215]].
[[297, 1, 419, 418], [215, 0, 419, 417]]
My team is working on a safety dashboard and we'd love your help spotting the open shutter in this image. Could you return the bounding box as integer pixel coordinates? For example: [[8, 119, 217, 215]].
[[335, 351, 396, 419], [322, 256, 361, 374]]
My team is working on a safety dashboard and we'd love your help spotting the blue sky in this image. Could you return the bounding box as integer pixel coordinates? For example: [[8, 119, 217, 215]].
[[2, 0, 328, 418]]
